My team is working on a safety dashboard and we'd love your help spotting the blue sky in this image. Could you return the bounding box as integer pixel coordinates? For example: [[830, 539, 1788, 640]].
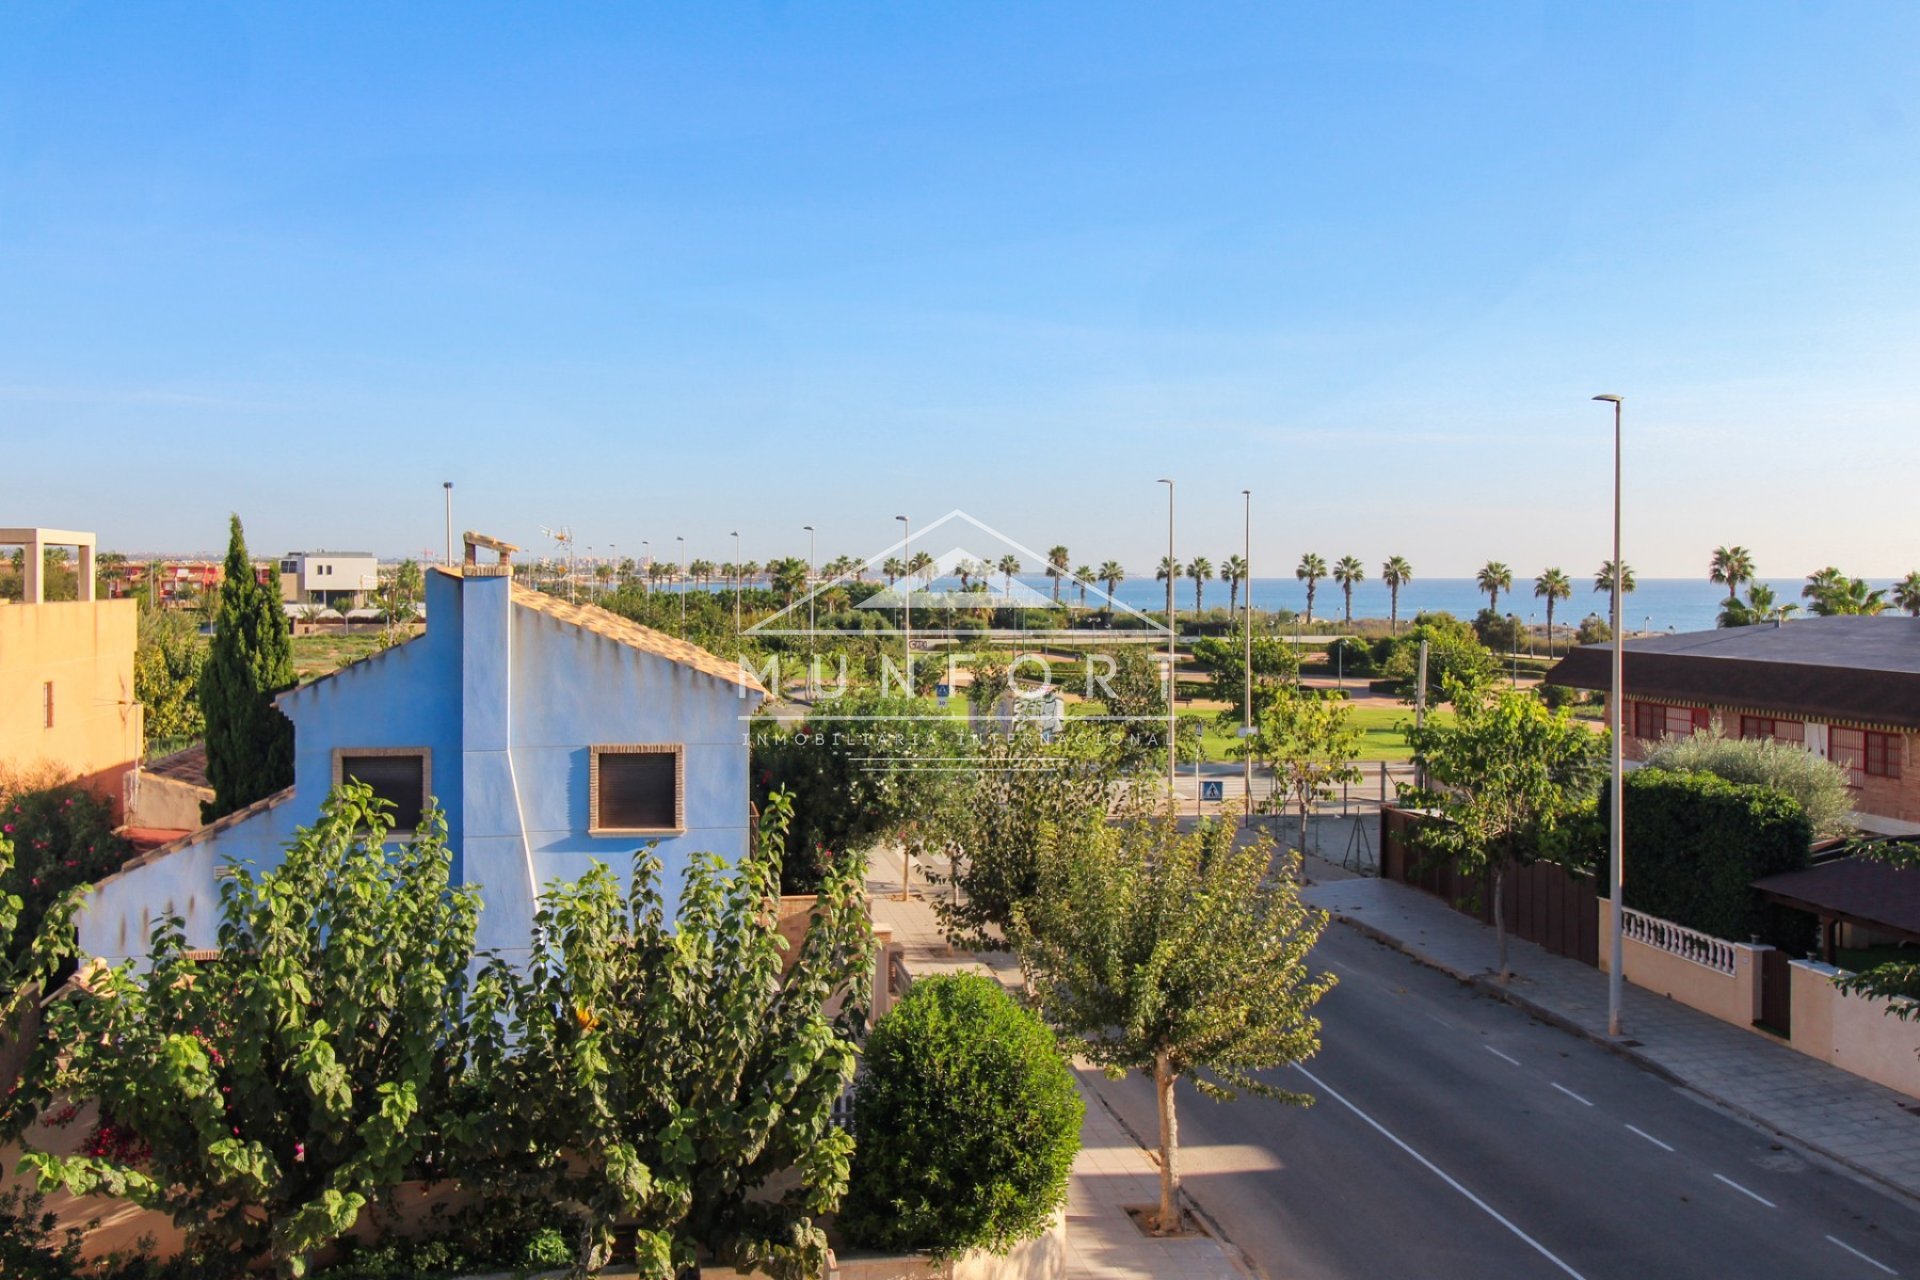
[[2, 2, 1917, 578]]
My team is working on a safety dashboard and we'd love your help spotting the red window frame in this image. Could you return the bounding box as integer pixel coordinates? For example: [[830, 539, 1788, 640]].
[[1739, 714, 1805, 746], [1829, 726, 1902, 783], [1633, 701, 1708, 742]]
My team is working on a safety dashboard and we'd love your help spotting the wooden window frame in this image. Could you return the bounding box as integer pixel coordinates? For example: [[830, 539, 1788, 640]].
[[589, 743, 685, 836], [331, 747, 432, 833]]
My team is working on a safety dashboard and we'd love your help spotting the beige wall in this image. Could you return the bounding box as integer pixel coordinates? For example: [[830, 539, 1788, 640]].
[[124, 769, 213, 831], [1597, 901, 1767, 1027], [0, 598, 142, 813], [1788, 960, 1920, 1100]]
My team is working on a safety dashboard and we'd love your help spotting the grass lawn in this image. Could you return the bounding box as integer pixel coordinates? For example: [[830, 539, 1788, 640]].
[[290, 632, 387, 683]]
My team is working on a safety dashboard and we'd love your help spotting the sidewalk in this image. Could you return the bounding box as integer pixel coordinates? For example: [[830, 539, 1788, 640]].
[[1300, 871, 1920, 1204], [869, 882, 1251, 1280]]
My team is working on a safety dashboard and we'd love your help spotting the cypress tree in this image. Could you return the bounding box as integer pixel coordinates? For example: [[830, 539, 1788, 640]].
[[198, 515, 295, 821]]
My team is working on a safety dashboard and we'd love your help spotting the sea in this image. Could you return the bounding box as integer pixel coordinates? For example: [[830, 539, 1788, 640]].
[[1026, 576, 1887, 635]]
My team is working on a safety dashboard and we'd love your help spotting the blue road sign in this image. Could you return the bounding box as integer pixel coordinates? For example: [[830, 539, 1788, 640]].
[[1201, 780, 1224, 803], [935, 683, 951, 707]]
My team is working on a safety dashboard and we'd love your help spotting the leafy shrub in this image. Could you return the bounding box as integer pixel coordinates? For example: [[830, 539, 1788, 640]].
[[1373, 613, 1494, 699], [1537, 683, 1582, 710], [841, 973, 1082, 1258], [1642, 732, 1853, 839], [1575, 614, 1612, 645], [1324, 636, 1373, 675], [0, 1184, 82, 1277], [1597, 768, 1814, 947], [134, 608, 208, 752], [0, 781, 130, 963]]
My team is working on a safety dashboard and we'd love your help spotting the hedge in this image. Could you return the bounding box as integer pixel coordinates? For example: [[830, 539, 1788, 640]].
[[840, 974, 1082, 1258], [1598, 768, 1814, 948]]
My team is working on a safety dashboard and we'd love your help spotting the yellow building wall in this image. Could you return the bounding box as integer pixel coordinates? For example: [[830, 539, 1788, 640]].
[[0, 599, 143, 811]]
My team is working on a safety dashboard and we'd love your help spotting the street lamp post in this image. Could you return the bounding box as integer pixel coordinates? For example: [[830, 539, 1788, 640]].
[[731, 532, 742, 637], [803, 525, 817, 696], [676, 536, 686, 632], [896, 515, 911, 688], [443, 482, 454, 565], [1158, 479, 1176, 798], [1594, 393, 1626, 1038], [1510, 613, 1519, 686], [1242, 489, 1254, 824]]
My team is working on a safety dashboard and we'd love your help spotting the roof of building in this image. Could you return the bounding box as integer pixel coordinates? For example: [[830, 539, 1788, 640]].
[[145, 743, 210, 788], [1754, 850, 1920, 940], [508, 580, 763, 693], [1544, 616, 1920, 730]]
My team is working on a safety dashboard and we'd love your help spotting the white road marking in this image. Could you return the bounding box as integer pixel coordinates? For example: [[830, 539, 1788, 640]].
[[1426, 1012, 1452, 1028], [1713, 1173, 1777, 1209], [1625, 1125, 1675, 1153], [1484, 1045, 1522, 1066], [1294, 1063, 1589, 1280], [1551, 1083, 1595, 1107], [1826, 1234, 1898, 1275], [1322, 959, 1352, 974]]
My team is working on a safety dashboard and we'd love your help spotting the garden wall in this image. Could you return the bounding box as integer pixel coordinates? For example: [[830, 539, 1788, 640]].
[[1787, 960, 1920, 1100], [1596, 901, 1767, 1028]]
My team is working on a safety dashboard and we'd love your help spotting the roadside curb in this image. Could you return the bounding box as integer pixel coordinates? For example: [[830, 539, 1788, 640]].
[[1328, 911, 1920, 1209]]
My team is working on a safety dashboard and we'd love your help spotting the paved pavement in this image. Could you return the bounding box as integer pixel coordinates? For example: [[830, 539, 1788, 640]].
[[1301, 868, 1920, 1206], [869, 881, 1252, 1280]]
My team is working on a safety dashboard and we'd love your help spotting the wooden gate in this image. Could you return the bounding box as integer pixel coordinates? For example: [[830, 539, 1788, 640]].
[[1757, 947, 1793, 1037]]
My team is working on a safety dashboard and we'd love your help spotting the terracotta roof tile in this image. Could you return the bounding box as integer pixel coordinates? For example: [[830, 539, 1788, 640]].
[[508, 582, 764, 694]]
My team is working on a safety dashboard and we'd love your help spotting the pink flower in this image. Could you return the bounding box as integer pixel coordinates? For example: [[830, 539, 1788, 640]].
[[294, 1142, 306, 1162]]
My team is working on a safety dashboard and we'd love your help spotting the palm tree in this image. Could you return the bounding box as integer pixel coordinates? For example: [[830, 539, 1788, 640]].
[[1157, 556, 1182, 620], [1295, 553, 1327, 625], [1045, 545, 1071, 603], [741, 560, 762, 587], [883, 557, 904, 586], [770, 557, 809, 604], [1098, 560, 1126, 612], [1186, 556, 1213, 613], [910, 550, 937, 584], [1895, 571, 1920, 617], [1073, 564, 1093, 611], [1594, 560, 1636, 597], [1332, 556, 1364, 627], [996, 553, 1021, 600], [1805, 569, 1887, 616], [1476, 561, 1513, 614], [1533, 568, 1571, 652], [1381, 556, 1412, 633], [1709, 545, 1755, 603], [1221, 555, 1248, 617], [1720, 583, 1798, 628]]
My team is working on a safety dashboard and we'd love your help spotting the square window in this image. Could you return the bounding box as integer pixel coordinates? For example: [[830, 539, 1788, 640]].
[[334, 749, 429, 831], [592, 745, 682, 833]]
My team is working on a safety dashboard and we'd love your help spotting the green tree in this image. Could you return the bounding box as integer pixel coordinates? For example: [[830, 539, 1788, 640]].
[[1156, 556, 1181, 621], [1381, 555, 1413, 633], [1476, 561, 1512, 614], [135, 607, 209, 751], [1191, 631, 1298, 723], [466, 792, 872, 1277], [1332, 556, 1364, 627], [1295, 553, 1326, 625], [1098, 560, 1126, 610], [1045, 545, 1071, 603], [1407, 681, 1607, 978], [198, 515, 295, 821], [24, 785, 479, 1278], [1719, 582, 1797, 628], [1709, 545, 1755, 602], [0, 826, 81, 1138], [1894, 572, 1920, 618], [841, 974, 1081, 1258], [1642, 731, 1853, 840], [1244, 684, 1363, 855], [1375, 612, 1496, 698], [1532, 568, 1571, 652], [1015, 813, 1334, 1234], [1073, 564, 1094, 611], [1185, 556, 1213, 613], [1594, 559, 1636, 597], [934, 723, 1126, 950], [1220, 555, 1248, 617], [1803, 567, 1887, 615]]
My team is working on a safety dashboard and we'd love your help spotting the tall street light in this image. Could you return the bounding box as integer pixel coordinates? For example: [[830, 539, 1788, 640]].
[[731, 531, 742, 637], [896, 515, 912, 689], [803, 525, 817, 696], [1594, 393, 1626, 1038], [443, 482, 454, 565], [676, 535, 687, 632], [1242, 488, 1254, 824], [1158, 479, 1177, 798]]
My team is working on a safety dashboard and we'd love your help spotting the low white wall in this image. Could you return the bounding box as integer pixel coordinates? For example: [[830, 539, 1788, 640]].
[[828, 1211, 1067, 1280], [1788, 960, 1920, 1100], [1596, 902, 1767, 1027]]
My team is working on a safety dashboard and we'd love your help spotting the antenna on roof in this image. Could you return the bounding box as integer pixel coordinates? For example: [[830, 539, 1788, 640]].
[[540, 525, 575, 602]]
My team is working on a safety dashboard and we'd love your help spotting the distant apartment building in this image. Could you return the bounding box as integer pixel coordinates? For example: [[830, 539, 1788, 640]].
[[1545, 616, 1920, 834], [278, 550, 379, 608], [0, 527, 143, 812]]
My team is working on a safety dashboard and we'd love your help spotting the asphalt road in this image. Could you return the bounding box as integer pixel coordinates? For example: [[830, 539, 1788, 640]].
[[1085, 924, 1920, 1280]]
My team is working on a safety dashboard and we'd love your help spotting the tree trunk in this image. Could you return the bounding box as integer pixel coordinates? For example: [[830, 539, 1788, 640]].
[[1155, 1051, 1181, 1234], [1299, 796, 1311, 870], [1493, 862, 1509, 981]]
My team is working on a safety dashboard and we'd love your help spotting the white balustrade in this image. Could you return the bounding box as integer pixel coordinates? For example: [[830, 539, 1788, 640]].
[[1620, 906, 1737, 975]]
